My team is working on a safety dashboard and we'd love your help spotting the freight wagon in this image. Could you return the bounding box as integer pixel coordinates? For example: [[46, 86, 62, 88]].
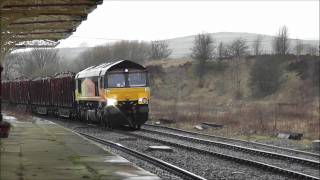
[[2, 60, 150, 129]]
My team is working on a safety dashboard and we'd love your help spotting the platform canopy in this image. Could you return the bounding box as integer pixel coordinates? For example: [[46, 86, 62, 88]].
[[0, 0, 103, 61]]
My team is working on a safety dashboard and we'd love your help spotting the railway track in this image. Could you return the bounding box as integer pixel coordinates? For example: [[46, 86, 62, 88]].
[[78, 132, 206, 180], [144, 124, 320, 160], [140, 126, 320, 167], [52, 118, 319, 180], [123, 129, 320, 180]]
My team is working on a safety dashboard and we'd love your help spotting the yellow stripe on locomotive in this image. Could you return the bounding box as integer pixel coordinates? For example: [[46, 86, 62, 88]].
[[105, 87, 150, 105]]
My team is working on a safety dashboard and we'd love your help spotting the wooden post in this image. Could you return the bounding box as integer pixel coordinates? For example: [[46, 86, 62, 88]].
[[0, 64, 2, 122]]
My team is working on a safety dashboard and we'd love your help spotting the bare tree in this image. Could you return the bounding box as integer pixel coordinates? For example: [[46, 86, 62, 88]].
[[11, 52, 29, 77], [228, 38, 249, 58], [126, 41, 151, 62], [253, 35, 263, 56], [294, 39, 304, 61], [273, 26, 290, 55], [2, 51, 34, 78], [76, 40, 151, 72], [150, 40, 172, 60], [29, 48, 59, 70], [228, 38, 249, 98], [77, 45, 112, 71], [217, 42, 230, 60], [5, 48, 61, 77], [109, 40, 150, 63], [305, 44, 318, 56], [3, 53, 18, 80], [191, 33, 215, 85]]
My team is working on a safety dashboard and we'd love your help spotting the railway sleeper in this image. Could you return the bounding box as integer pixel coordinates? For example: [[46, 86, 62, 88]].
[[124, 132, 319, 180], [141, 129, 320, 168]]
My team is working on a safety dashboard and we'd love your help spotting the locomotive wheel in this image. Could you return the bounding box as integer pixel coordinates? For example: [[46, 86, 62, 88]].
[[80, 110, 86, 122], [102, 111, 113, 130], [99, 114, 105, 129], [107, 118, 113, 130], [85, 111, 89, 123], [135, 124, 141, 130], [129, 121, 140, 130], [128, 119, 135, 130], [105, 120, 113, 130]]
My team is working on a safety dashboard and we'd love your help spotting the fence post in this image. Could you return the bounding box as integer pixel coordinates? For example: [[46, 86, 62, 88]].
[[0, 64, 2, 122], [274, 103, 278, 133]]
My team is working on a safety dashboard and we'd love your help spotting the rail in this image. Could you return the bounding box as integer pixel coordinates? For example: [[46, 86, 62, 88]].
[[122, 130, 319, 180], [78, 132, 207, 180], [144, 124, 320, 159]]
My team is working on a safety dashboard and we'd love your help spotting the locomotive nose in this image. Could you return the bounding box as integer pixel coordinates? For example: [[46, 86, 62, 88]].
[[105, 87, 149, 102]]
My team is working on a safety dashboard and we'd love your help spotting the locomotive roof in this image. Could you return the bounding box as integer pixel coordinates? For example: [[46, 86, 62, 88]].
[[75, 60, 145, 79]]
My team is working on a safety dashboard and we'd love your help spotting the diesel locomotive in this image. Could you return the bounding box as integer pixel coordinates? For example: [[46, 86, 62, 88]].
[[2, 60, 150, 129]]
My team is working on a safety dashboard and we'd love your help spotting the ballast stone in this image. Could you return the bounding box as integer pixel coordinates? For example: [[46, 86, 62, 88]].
[[194, 125, 204, 130], [147, 146, 173, 152], [118, 137, 137, 141], [278, 133, 290, 139], [277, 132, 303, 140]]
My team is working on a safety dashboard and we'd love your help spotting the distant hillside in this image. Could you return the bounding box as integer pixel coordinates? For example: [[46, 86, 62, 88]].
[[166, 32, 319, 58], [56, 32, 319, 60]]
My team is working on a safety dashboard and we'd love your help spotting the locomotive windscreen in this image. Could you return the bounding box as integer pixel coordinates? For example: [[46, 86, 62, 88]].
[[106, 71, 147, 88], [107, 74, 126, 88], [128, 72, 147, 87]]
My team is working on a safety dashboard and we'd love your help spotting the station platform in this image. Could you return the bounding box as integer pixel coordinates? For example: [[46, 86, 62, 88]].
[[0, 114, 159, 180]]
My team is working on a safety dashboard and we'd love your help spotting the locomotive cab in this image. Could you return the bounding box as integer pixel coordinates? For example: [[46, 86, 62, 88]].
[[75, 60, 150, 129]]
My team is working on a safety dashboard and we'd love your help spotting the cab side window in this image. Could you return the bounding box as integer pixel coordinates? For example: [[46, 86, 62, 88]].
[[99, 77, 103, 88], [77, 79, 82, 93], [94, 79, 99, 96]]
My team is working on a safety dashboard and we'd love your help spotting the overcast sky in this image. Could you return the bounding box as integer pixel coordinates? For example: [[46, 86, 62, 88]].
[[58, 1, 319, 48]]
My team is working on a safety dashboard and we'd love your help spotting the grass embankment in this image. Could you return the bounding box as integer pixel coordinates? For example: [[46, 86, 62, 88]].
[[147, 56, 319, 140]]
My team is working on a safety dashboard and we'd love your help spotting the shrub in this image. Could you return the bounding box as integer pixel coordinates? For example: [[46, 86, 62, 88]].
[[287, 55, 319, 85], [249, 56, 284, 97], [205, 61, 228, 72]]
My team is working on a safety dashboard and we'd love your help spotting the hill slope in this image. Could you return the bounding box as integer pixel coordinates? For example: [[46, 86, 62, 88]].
[[56, 32, 319, 60], [167, 32, 319, 58]]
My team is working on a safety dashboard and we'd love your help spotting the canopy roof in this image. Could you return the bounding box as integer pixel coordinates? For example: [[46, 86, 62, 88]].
[[76, 60, 146, 79], [0, 0, 102, 57]]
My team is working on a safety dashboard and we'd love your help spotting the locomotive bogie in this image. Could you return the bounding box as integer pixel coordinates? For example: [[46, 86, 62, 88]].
[[58, 108, 73, 118], [36, 106, 48, 115]]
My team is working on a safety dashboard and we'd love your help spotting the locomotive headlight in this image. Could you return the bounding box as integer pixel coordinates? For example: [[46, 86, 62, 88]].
[[107, 98, 117, 106], [138, 98, 148, 104]]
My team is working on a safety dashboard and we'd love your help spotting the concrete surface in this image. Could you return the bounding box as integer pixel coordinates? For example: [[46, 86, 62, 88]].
[[0, 115, 159, 180]]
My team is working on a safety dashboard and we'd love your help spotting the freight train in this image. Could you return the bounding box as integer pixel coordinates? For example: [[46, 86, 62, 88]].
[[1, 60, 150, 129]]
